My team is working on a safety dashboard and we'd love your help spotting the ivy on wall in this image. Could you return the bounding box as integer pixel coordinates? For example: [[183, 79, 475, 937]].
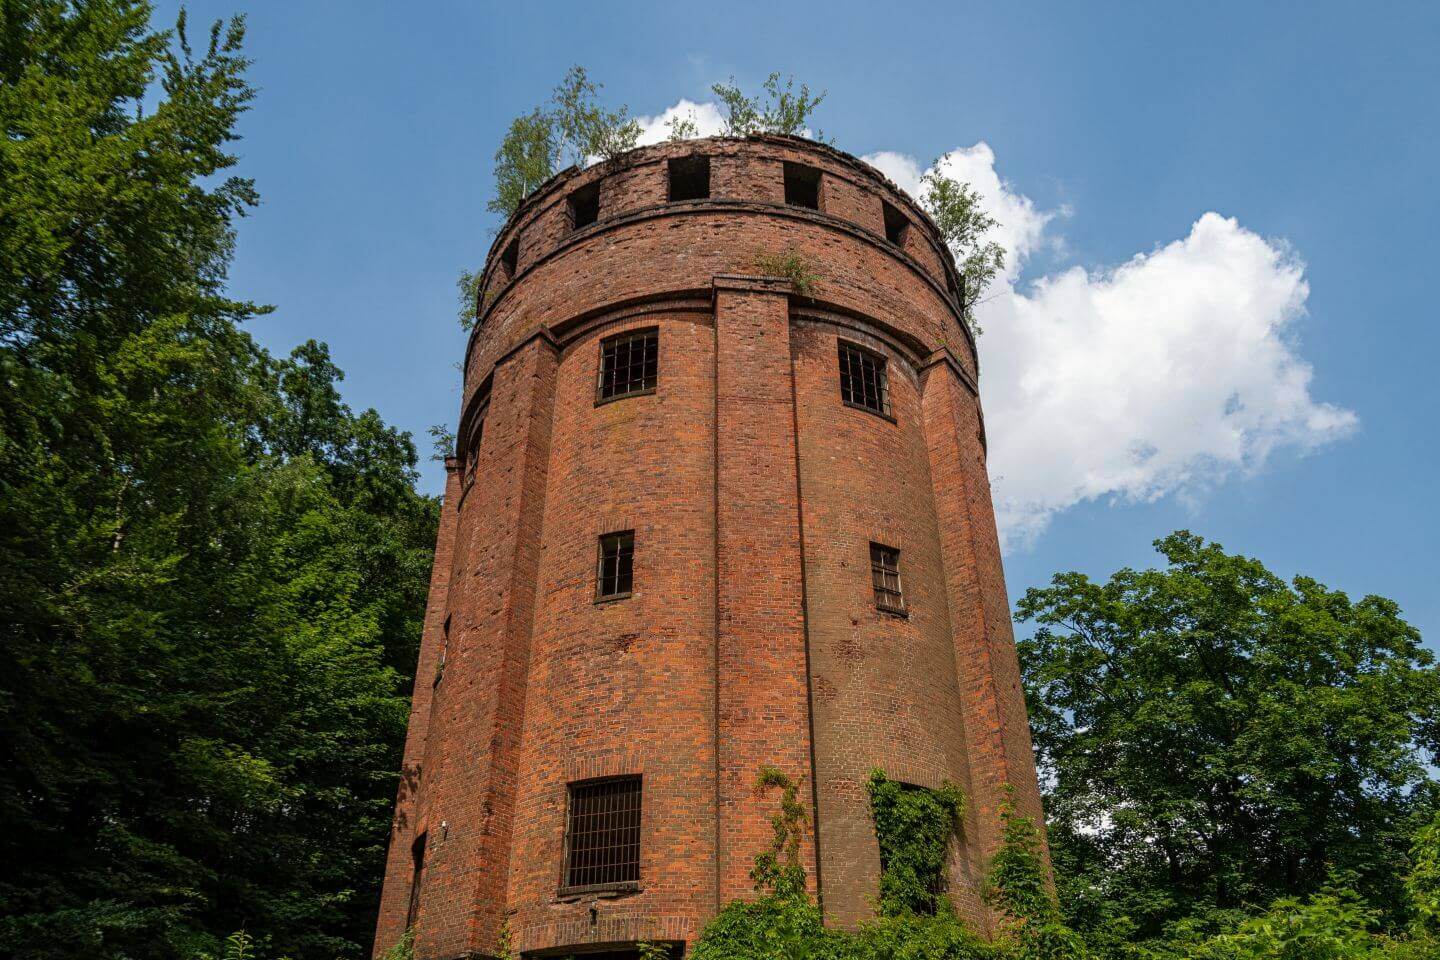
[[867, 770, 967, 918]]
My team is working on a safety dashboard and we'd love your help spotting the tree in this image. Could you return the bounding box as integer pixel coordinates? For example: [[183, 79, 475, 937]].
[[919, 172, 1005, 336], [1017, 532, 1440, 942], [711, 73, 827, 139], [487, 66, 639, 218], [0, 4, 436, 958], [487, 107, 561, 217]]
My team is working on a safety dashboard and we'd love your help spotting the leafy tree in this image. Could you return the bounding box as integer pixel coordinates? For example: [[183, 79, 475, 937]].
[[550, 65, 640, 164], [0, 4, 436, 959], [1406, 810, 1440, 935], [1017, 532, 1440, 942], [487, 107, 561, 217], [487, 66, 638, 218], [919, 172, 1005, 336], [711, 73, 828, 139]]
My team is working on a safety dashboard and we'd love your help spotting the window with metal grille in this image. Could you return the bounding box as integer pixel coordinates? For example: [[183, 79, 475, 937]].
[[564, 776, 642, 890], [871, 543, 904, 613], [839, 341, 890, 416], [596, 531, 634, 600], [597, 328, 658, 402]]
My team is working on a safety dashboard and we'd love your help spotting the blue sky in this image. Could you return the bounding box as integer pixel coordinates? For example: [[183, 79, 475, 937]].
[[159, 0, 1438, 646]]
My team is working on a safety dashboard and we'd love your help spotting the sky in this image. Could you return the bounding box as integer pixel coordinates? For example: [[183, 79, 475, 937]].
[[157, 0, 1439, 647]]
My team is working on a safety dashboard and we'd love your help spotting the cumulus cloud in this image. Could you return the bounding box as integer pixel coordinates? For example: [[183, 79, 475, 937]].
[[864, 146, 1055, 282], [634, 99, 728, 145], [643, 100, 1358, 546]]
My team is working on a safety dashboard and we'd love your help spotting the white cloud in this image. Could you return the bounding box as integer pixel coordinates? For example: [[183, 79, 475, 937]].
[[643, 101, 1358, 547], [634, 99, 727, 146], [864, 145, 1054, 282]]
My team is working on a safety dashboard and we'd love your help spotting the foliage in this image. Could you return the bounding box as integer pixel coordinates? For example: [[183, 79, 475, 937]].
[[667, 111, 701, 141], [0, 4, 437, 959], [867, 771, 966, 917], [919, 172, 1005, 336], [1144, 884, 1438, 960], [551, 65, 641, 164], [1018, 531, 1439, 943], [487, 107, 562, 218], [488, 66, 639, 217], [375, 928, 414, 960], [712, 73, 828, 140], [752, 766, 811, 900], [1407, 811, 1440, 934], [753, 249, 821, 298]]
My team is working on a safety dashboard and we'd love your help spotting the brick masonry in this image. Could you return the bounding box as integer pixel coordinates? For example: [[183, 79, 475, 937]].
[[373, 135, 1046, 959]]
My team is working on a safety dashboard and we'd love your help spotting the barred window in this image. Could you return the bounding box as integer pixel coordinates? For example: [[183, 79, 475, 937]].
[[839, 341, 890, 416], [871, 543, 904, 613], [564, 776, 642, 890], [597, 531, 635, 600], [597, 329, 658, 402]]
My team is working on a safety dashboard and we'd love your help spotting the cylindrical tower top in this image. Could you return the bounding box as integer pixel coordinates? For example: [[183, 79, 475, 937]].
[[460, 135, 975, 432]]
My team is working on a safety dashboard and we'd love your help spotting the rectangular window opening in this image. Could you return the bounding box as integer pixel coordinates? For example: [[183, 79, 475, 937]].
[[406, 832, 427, 929], [882, 201, 908, 246], [870, 543, 905, 614], [668, 155, 710, 201], [569, 180, 601, 230], [563, 776, 642, 890], [597, 531, 635, 600], [597, 328, 658, 403], [500, 236, 519, 277], [838, 341, 891, 417], [783, 161, 822, 210]]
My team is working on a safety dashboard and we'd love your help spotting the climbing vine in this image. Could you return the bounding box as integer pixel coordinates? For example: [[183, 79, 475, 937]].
[[867, 770, 967, 917]]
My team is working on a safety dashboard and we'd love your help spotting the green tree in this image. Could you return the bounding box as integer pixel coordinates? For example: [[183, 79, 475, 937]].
[[0, 4, 436, 958], [487, 107, 561, 217], [486, 66, 639, 219], [711, 73, 827, 139], [919, 172, 1005, 336], [1017, 532, 1440, 941]]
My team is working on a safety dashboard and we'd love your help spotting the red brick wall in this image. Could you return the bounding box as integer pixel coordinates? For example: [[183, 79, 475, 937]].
[[374, 136, 1044, 960]]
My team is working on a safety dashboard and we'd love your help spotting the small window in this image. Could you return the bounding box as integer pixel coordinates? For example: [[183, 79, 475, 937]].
[[838, 341, 890, 417], [500, 235, 519, 277], [435, 616, 451, 687], [783, 161, 821, 210], [668, 155, 710, 201], [597, 328, 658, 402], [406, 832, 427, 929], [568, 180, 600, 230], [870, 544, 904, 614], [463, 417, 484, 489], [882, 201, 908, 246], [948, 270, 965, 308], [564, 776, 642, 890], [597, 531, 635, 600]]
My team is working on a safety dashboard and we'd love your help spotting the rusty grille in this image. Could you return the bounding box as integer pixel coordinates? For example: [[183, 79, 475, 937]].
[[598, 328, 658, 401], [839, 342, 889, 416], [565, 777, 641, 889]]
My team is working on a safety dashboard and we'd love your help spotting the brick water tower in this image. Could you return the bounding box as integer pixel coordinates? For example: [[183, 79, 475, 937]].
[[373, 136, 1045, 959]]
